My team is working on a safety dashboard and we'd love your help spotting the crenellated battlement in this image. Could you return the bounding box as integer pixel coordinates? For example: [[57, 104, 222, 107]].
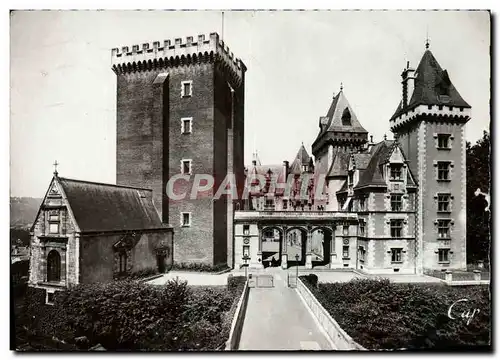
[[111, 32, 246, 86]]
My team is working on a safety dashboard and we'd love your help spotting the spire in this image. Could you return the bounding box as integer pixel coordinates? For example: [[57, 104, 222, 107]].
[[53, 160, 59, 177]]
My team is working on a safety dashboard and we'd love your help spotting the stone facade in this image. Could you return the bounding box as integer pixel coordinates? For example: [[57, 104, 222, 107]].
[[28, 176, 174, 297], [112, 33, 246, 267]]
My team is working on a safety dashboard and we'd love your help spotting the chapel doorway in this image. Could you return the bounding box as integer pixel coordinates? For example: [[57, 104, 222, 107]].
[[157, 254, 166, 273]]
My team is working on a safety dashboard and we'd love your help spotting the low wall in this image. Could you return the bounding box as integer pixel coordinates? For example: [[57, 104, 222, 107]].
[[296, 278, 366, 351], [225, 279, 250, 350]]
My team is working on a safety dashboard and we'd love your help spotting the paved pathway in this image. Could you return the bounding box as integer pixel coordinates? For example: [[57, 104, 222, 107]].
[[238, 269, 334, 350]]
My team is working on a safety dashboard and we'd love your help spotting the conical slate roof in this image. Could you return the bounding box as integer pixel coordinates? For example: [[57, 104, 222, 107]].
[[320, 90, 368, 134], [289, 144, 312, 175], [391, 49, 471, 120]]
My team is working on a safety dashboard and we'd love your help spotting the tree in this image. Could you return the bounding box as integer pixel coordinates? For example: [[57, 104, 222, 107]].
[[466, 130, 491, 264]]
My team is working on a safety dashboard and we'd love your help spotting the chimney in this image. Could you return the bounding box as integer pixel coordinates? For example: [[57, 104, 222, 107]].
[[401, 61, 416, 108], [283, 160, 289, 177]]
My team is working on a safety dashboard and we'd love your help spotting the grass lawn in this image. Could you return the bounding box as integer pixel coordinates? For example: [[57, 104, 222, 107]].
[[301, 277, 490, 350]]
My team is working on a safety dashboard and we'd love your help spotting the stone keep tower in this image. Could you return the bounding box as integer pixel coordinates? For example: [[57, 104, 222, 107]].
[[312, 87, 368, 211], [389, 44, 470, 274], [111, 33, 246, 267]]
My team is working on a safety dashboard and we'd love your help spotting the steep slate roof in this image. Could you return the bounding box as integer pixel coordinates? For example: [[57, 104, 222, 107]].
[[353, 140, 417, 189], [58, 177, 167, 233], [327, 150, 350, 177], [323, 90, 367, 133], [289, 144, 312, 175], [351, 153, 372, 170], [246, 163, 287, 195], [391, 49, 471, 120]]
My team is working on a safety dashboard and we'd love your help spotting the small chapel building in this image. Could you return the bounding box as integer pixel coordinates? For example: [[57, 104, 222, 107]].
[[28, 172, 173, 303]]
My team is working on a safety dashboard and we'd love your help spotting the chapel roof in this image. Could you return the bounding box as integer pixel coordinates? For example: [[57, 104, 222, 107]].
[[57, 177, 168, 233]]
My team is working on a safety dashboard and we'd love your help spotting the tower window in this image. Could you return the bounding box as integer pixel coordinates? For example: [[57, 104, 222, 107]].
[[181, 159, 192, 174], [343, 225, 349, 236], [391, 248, 403, 263], [181, 117, 192, 134], [437, 162, 451, 181], [342, 245, 350, 259], [437, 134, 451, 149], [389, 164, 403, 181], [438, 248, 450, 263], [341, 108, 352, 126], [390, 219, 403, 238], [437, 219, 451, 239], [359, 197, 366, 211], [438, 194, 451, 212], [243, 225, 250, 235], [181, 80, 193, 97], [391, 194, 402, 211], [181, 212, 191, 227], [359, 221, 365, 236]]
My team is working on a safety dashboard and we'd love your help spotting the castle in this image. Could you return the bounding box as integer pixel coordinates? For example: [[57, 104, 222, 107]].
[[234, 42, 470, 275], [29, 32, 470, 297]]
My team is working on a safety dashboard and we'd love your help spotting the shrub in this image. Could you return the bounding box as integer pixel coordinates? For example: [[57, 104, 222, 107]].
[[301, 274, 319, 287], [302, 278, 490, 350], [20, 278, 245, 351], [227, 275, 246, 293], [171, 262, 229, 273]]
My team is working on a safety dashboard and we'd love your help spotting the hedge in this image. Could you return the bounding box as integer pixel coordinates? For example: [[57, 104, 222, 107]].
[[170, 262, 229, 273], [300, 277, 490, 350], [17, 278, 246, 351]]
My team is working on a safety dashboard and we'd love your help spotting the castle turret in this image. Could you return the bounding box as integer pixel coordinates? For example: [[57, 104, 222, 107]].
[[312, 85, 368, 210], [389, 42, 471, 274]]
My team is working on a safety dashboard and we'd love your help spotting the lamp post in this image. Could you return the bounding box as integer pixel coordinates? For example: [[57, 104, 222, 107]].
[[242, 255, 250, 278]]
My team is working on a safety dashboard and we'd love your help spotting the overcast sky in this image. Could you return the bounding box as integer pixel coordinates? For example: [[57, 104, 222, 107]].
[[10, 10, 490, 197]]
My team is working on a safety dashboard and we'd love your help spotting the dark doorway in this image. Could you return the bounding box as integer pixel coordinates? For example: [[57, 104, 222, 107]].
[[157, 254, 166, 273]]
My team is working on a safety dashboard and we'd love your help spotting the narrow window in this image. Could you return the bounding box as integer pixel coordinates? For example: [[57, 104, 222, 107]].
[[437, 162, 451, 181], [390, 219, 403, 238], [181, 81, 192, 97], [181, 159, 192, 174], [391, 194, 402, 211], [391, 248, 403, 263], [46, 291, 55, 305], [243, 225, 250, 236], [283, 200, 288, 210], [390, 165, 403, 181], [359, 246, 366, 262], [181, 212, 191, 227], [47, 250, 61, 282], [437, 134, 451, 149], [359, 197, 366, 211], [438, 248, 450, 263], [438, 194, 451, 212], [343, 225, 349, 236], [119, 252, 128, 274], [342, 245, 350, 259], [181, 118, 192, 134], [359, 221, 365, 236], [438, 219, 451, 239]]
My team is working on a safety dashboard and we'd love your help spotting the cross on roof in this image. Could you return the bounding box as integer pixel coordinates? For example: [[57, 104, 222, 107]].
[[53, 160, 59, 176]]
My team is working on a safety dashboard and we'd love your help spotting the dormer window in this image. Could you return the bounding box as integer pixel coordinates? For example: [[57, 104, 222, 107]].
[[389, 164, 403, 181], [341, 108, 352, 126]]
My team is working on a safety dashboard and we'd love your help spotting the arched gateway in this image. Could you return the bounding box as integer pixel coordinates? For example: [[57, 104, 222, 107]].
[[234, 211, 358, 270]]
